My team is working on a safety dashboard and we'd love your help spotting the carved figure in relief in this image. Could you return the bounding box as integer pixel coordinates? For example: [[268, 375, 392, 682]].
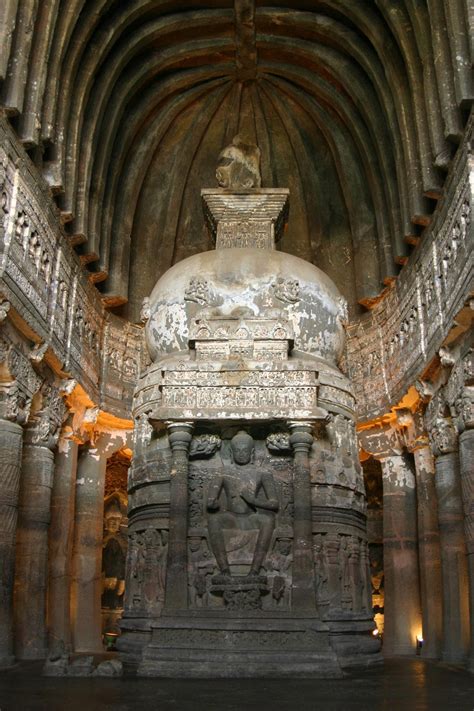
[[267, 538, 292, 607], [206, 431, 278, 575], [128, 532, 146, 609], [313, 535, 329, 604], [216, 135, 261, 190], [272, 278, 300, 304], [188, 536, 214, 608], [101, 501, 127, 610], [338, 537, 352, 610], [143, 529, 166, 605]]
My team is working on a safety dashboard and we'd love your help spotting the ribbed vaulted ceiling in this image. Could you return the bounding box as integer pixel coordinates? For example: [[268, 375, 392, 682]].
[[1, 0, 472, 321]]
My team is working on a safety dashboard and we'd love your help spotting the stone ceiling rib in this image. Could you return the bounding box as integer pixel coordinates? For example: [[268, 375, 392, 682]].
[[0, 0, 471, 320]]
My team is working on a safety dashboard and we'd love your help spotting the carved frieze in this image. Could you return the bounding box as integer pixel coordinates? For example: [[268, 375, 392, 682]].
[[346, 128, 473, 421]]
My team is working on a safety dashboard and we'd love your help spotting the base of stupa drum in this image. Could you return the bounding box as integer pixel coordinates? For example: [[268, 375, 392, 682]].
[[137, 613, 345, 678]]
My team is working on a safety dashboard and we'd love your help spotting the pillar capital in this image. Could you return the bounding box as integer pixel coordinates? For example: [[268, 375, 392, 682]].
[[358, 423, 404, 460], [23, 383, 67, 450], [0, 334, 43, 426], [396, 408, 430, 452], [288, 421, 313, 452], [166, 421, 194, 452], [424, 390, 458, 456]]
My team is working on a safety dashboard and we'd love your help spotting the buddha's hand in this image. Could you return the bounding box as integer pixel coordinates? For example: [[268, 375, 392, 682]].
[[240, 488, 256, 506]]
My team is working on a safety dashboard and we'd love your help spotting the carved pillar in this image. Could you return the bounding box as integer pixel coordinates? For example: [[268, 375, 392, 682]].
[[47, 425, 78, 652], [398, 410, 443, 659], [289, 422, 316, 611], [426, 393, 470, 664], [0, 331, 40, 666], [459, 424, 474, 672], [412, 446, 443, 658], [381, 453, 421, 655], [0, 415, 23, 666], [449, 354, 474, 671], [71, 432, 128, 652], [14, 416, 58, 659], [163, 422, 193, 611], [360, 426, 422, 656]]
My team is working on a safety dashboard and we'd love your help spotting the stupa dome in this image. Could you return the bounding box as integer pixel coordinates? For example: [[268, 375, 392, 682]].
[[145, 246, 347, 366]]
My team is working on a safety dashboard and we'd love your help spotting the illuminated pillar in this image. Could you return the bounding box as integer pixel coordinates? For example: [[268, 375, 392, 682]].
[[412, 444, 443, 659], [48, 429, 78, 652], [381, 453, 422, 656], [71, 442, 107, 652], [71, 431, 130, 652]]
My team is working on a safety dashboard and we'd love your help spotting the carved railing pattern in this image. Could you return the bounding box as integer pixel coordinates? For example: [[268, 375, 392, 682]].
[[0, 116, 144, 419], [346, 114, 473, 421]]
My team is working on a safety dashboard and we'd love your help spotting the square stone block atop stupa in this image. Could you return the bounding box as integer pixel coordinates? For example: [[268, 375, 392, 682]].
[[201, 188, 289, 249]]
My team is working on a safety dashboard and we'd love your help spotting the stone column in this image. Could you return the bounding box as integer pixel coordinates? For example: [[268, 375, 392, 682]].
[[450, 372, 474, 671], [71, 441, 107, 652], [459, 426, 474, 672], [0, 323, 43, 665], [434, 449, 470, 662], [0, 417, 24, 667], [289, 422, 316, 611], [397, 410, 443, 659], [47, 427, 78, 652], [14, 424, 56, 659], [381, 453, 422, 656], [359, 425, 422, 656], [412, 445, 443, 659], [426, 390, 470, 664], [163, 422, 193, 611]]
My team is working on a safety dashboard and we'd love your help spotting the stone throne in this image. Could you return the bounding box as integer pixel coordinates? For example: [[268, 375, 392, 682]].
[[118, 137, 381, 676]]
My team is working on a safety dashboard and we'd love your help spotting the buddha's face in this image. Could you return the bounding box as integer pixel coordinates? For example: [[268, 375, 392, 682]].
[[231, 434, 253, 465]]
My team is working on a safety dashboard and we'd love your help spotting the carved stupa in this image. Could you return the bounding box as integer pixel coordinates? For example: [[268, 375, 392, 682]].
[[118, 137, 381, 677]]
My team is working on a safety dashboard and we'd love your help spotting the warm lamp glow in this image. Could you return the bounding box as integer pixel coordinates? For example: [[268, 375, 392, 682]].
[[372, 629, 379, 637]]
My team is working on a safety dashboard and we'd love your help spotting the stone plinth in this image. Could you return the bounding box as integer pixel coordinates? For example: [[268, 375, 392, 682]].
[[139, 614, 343, 678]]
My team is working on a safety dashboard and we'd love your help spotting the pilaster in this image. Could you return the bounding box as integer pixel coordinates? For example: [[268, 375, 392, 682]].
[[163, 421, 194, 611], [288, 422, 316, 612]]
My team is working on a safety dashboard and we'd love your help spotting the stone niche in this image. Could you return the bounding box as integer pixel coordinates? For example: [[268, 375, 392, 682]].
[[118, 140, 381, 677]]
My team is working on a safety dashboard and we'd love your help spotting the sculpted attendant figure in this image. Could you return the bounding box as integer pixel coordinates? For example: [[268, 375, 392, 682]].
[[207, 431, 279, 575]]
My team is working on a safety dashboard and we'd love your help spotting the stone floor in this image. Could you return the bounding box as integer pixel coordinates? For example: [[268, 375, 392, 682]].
[[0, 659, 473, 711]]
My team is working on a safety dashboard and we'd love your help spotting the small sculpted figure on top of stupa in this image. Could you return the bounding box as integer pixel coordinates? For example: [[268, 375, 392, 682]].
[[216, 135, 262, 189]]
